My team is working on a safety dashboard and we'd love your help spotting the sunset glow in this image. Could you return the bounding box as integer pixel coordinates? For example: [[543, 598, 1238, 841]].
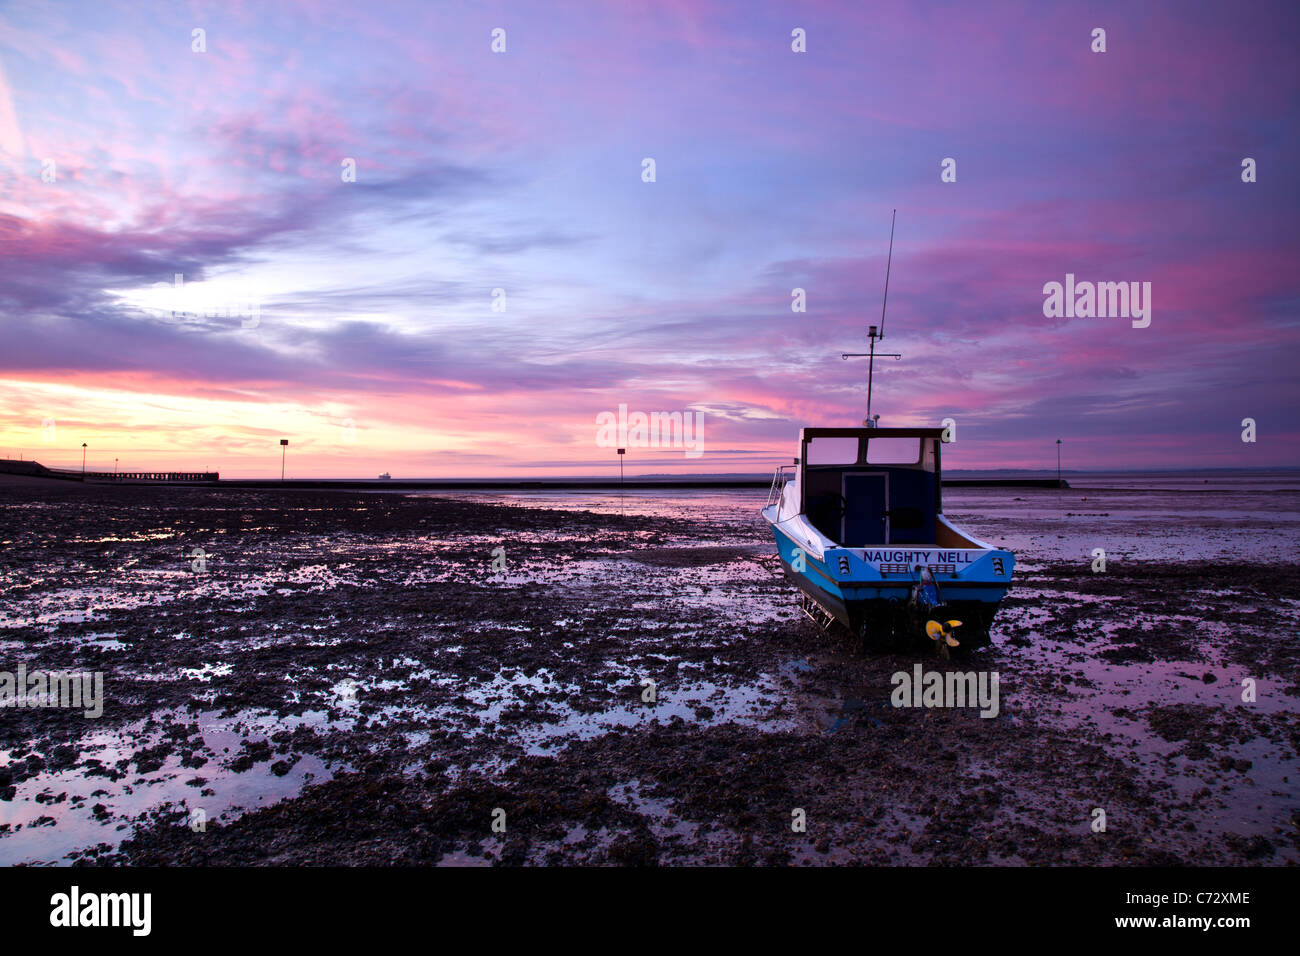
[[2, 1, 1297, 477]]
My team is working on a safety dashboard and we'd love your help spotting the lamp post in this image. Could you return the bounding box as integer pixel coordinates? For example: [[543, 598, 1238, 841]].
[[114, 457, 118, 478], [81, 442, 87, 476], [1056, 438, 1062, 487], [617, 448, 626, 517], [280, 439, 289, 481]]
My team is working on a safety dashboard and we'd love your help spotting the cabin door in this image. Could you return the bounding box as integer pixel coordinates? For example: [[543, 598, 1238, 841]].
[[841, 472, 888, 545]]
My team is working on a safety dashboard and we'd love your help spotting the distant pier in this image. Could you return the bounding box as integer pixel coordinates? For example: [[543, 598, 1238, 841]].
[[84, 470, 220, 483]]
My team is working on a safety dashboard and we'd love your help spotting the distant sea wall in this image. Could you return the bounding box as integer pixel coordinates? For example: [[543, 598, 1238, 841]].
[[215, 477, 1069, 490], [0, 459, 57, 477], [0, 460, 218, 484], [0, 460, 1066, 490]]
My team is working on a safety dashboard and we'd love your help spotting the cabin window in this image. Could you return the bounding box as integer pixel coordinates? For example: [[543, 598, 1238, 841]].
[[866, 437, 921, 465], [805, 436, 860, 465]]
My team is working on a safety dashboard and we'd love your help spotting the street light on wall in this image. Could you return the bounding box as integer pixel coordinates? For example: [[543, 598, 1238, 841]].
[[617, 447, 626, 517]]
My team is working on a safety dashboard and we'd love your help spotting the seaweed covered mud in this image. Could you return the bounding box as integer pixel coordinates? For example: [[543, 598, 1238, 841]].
[[0, 476, 1297, 866]]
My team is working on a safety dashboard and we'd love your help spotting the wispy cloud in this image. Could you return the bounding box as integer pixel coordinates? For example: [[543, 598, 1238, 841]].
[[1, 0, 1296, 475]]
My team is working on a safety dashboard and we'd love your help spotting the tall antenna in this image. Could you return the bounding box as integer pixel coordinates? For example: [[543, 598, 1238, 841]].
[[879, 208, 896, 338], [842, 211, 901, 426]]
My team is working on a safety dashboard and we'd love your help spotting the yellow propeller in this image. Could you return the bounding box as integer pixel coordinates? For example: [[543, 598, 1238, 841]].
[[926, 619, 962, 647]]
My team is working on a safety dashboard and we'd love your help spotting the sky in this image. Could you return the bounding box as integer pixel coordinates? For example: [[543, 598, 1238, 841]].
[[0, 0, 1297, 478]]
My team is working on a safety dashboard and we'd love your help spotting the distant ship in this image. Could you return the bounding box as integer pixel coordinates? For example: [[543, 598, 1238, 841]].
[[377, 472, 391, 480]]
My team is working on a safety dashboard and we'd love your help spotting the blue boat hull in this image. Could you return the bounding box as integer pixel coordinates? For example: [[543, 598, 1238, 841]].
[[771, 523, 1014, 645]]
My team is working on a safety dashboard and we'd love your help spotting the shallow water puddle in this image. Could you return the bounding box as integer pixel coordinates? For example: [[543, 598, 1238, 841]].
[[0, 707, 343, 866]]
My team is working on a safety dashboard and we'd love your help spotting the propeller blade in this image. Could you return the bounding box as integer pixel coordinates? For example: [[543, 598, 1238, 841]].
[[926, 620, 944, 641], [946, 620, 962, 629], [944, 635, 960, 647]]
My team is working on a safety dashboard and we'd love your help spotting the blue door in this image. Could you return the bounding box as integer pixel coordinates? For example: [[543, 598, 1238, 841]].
[[842, 473, 888, 545]]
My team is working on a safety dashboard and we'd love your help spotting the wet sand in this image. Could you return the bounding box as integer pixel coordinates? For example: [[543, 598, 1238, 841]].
[[0, 477, 1296, 865]]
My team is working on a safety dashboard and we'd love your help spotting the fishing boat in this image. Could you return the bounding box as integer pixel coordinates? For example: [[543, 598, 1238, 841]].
[[377, 472, 391, 480], [761, 214, 1015, 652], [762, 423, 1014, 650]]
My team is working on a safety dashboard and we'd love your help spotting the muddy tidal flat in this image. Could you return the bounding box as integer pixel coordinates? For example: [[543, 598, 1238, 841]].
[[1, 477, 1297, 866]]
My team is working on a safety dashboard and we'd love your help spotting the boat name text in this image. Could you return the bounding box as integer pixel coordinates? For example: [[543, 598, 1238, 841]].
[[861, 550, 975, 565]]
